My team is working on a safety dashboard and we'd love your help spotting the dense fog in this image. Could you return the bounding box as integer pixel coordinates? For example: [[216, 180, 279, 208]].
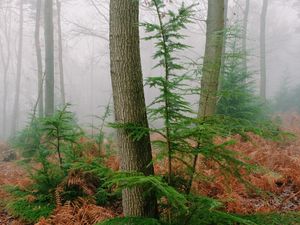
[[0, 0, 300, 139]]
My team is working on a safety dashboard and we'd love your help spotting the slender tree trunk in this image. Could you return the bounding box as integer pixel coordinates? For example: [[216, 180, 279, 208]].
[[0, 5, 12, 139], [44, 0, 55, 115], [11, 0, 24, 135], [242, 0, 250, 73], [0, 44, 9, 138], [35, 0, 44, 118], [198, 0, 225, 117], [219, 0, 228, 86], [1, 45, 9, 138], [0, 38, 10, 138], [260, 0, 268, 100], [56, 0, 66, 105], [109, 0, 157, 218]]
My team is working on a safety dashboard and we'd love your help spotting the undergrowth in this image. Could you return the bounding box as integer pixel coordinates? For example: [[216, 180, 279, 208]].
[[5, 186, 55, 223], [6, 105, 86, 223], [241, 212, 300, 225]]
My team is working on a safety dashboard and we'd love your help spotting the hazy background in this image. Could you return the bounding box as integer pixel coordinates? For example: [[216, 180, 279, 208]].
[[0, 0, 299, 138]]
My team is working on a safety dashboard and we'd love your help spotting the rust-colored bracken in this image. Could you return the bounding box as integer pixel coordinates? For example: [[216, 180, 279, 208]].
[[2, 113, 300, 223]]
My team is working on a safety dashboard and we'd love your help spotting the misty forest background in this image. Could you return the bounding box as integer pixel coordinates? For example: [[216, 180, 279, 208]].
[[2, 0, 300, 225], [1, 0, 300, 137]]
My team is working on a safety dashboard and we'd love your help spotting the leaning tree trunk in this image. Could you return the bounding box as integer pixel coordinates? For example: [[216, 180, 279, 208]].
[[260, 0, 268, 100], [242, 0, 250, 73], [198, 0, 225, 117], [44, 0, 55, 116], [11, 0, 24, 135], [56, 0, 66, 105], [109, 0, 157, 218], [35, 0, 44, 118]]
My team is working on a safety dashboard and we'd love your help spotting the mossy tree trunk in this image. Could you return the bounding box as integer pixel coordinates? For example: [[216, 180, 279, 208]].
[[198, 0, 225, 117], [109, 0, 157, 218]]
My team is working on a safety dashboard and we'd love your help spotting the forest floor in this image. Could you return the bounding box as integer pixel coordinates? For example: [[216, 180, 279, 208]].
[[199, 113, 300, 213], [0, 160, 31, 225], [1, 113, 300, 224]]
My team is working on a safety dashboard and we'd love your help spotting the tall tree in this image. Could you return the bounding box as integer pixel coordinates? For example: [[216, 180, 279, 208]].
[[56, 0, 66, 105], [11, 0, 24, 135], [35, 0, 43, 117], [44, 0, 55, 115], [219, 0, 228, 83], [198, 0, 225, 117], [260, 0, 268, 100], [0, 3, 12, 138], [188, 0, 225, 195], [242, 0, 250, 73], [109, 0, 157, 217]]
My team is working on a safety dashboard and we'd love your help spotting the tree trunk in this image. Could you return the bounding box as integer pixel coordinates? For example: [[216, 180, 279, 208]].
[[0, 41, 9, 138], [0, 9, 11, 138], [35, 0, 44, 118], [44, 0, 55, 116], [187, 0, 225, 195], [56, 0, 66, 105], [11, 0, 24, 135], [242, 0, 250, 73], [260, 0, 268, 100], [198, 0, 225, 117], [219, 0, 228, 86], [109, 0, 157, 218]]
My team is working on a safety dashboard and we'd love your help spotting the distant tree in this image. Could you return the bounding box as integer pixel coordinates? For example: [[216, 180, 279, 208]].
[[11, 0, 24, 135], [217, 27, 265, 121], [219, 0, 229, 82], [44, 0, 55, 116], [109, 0, 157, 218], [35, 0, 44, 117], [56, 0, 65, 105], [0, 1, 12, 138], [242, 0, 250, 73], [260, 0, 269, 100], [198, 0, 225, 117]]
